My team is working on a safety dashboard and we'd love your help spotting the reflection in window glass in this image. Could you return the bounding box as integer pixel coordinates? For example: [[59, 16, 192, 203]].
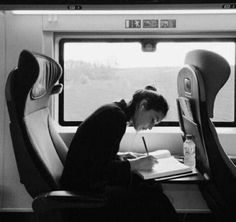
[[61, 41, 235, 124]]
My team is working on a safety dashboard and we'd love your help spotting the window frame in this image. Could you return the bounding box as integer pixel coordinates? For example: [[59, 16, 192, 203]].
[[58, 37, 236, 127]]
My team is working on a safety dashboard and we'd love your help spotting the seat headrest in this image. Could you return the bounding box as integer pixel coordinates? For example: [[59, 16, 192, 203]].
[[184, 49, 230, 118], [14, 50, 63, 117], [18, 50, 63, 100]]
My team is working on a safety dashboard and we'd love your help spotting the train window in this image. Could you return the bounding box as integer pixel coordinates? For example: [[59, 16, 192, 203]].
[[58, 39, 235, 127]]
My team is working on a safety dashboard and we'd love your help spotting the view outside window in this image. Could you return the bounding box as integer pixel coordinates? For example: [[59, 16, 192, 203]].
[[60, 41, 235, 125]]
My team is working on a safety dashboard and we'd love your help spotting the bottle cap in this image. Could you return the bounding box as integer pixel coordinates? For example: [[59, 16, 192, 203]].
[[186, 134, 193, 139]]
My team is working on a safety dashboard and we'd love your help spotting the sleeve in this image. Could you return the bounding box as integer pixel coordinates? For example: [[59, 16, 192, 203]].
[[105, 155, 132, 186], [88, 109, 132, 190]]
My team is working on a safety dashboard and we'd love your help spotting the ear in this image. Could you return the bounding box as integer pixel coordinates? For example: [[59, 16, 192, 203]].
[[139, 99, 148, 111]]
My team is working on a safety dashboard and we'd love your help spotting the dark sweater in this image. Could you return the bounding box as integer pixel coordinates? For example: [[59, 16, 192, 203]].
[[60, 100, 132, 193], [60, 101, 179, 222]]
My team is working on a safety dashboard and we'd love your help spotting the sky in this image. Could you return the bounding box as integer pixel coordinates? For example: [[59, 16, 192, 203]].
[[65, 42, 235, 68]]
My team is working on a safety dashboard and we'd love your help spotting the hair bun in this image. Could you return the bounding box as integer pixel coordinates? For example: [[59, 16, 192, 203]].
[[145, 85, 157, 91]]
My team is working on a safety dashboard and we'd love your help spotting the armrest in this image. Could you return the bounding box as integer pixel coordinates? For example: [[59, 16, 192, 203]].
[[32, 190, 108, 214]]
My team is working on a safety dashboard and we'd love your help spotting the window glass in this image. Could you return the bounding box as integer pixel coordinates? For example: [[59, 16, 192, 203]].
[[60, 40, 235, 126]]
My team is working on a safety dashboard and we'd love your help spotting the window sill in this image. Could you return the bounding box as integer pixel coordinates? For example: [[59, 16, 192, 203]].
[[56, 124, 236, 135]]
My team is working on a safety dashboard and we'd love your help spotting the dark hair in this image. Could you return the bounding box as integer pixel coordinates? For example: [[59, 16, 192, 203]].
[[128, 85, 169, 118]]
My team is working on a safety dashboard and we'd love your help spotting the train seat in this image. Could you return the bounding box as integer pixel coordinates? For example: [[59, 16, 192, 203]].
[[177, 49, 236, 222], [5, 50, 107, 222]]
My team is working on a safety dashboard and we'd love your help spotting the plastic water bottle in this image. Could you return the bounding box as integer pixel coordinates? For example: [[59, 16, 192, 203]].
[[183, 134, 196, 169]]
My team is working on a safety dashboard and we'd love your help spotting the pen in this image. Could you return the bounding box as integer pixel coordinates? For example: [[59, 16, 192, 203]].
[[142, 136, 149, 156]]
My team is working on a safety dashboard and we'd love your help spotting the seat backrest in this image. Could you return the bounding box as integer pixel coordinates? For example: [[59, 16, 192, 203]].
[[177, 49, 236, 220], [177, 62, 211, 177], [5, 50, 68, 198]]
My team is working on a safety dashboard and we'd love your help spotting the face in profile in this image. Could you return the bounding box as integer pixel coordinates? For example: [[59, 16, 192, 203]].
[[132, 100, 165, 131]]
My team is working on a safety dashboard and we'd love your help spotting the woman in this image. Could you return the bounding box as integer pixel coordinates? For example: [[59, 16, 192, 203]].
[[60, 86, 179, 221]]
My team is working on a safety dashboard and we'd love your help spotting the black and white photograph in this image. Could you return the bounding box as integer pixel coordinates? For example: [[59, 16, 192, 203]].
[[0, 1, 236, 222]]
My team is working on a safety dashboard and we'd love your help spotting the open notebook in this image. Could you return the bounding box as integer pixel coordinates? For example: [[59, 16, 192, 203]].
[[135, 150, 194, 180]]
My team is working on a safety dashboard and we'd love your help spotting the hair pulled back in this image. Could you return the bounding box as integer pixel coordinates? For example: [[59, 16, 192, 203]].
[[129, 85, 169, 118]]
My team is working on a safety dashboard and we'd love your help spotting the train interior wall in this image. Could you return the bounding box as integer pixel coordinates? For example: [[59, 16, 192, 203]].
[[0, 11, 236, 221]]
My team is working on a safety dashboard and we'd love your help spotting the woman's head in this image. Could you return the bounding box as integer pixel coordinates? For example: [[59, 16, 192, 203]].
[[129, 86, 169, 131]]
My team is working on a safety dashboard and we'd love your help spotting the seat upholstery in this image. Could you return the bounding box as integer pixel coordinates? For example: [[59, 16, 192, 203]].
[[5, 50, 106, 222], [177, 62, 211, 177], [177, 49, 236, 222]]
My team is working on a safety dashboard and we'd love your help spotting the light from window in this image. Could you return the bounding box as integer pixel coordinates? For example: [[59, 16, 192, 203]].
[[61, 41, 235, 125]]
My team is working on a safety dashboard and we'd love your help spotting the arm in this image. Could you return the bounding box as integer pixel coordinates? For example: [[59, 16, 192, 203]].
[[118, 152, 145, 160], [89, 109, 131, 187]]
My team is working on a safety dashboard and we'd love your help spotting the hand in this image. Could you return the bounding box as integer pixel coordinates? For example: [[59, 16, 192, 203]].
[[128, 155, 158, 172], [118, 152, 145, 160]]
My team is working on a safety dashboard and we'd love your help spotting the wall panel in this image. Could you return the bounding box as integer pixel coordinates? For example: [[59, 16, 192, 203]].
[[2, 13, 44, 211]]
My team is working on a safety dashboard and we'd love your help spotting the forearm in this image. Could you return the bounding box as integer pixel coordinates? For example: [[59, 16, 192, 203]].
[[105, 159, 132, 185]]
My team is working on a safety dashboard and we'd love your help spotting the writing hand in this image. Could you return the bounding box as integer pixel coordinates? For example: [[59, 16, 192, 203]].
[[128, 155, 158, 172]]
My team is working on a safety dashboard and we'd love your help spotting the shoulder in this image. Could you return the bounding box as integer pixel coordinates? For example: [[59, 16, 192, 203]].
[[78, 101, 127, 132], [96, 102, 127, 123]]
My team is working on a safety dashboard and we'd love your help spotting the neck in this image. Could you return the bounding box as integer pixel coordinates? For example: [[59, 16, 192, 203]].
[[125, 101, 135, 122]]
